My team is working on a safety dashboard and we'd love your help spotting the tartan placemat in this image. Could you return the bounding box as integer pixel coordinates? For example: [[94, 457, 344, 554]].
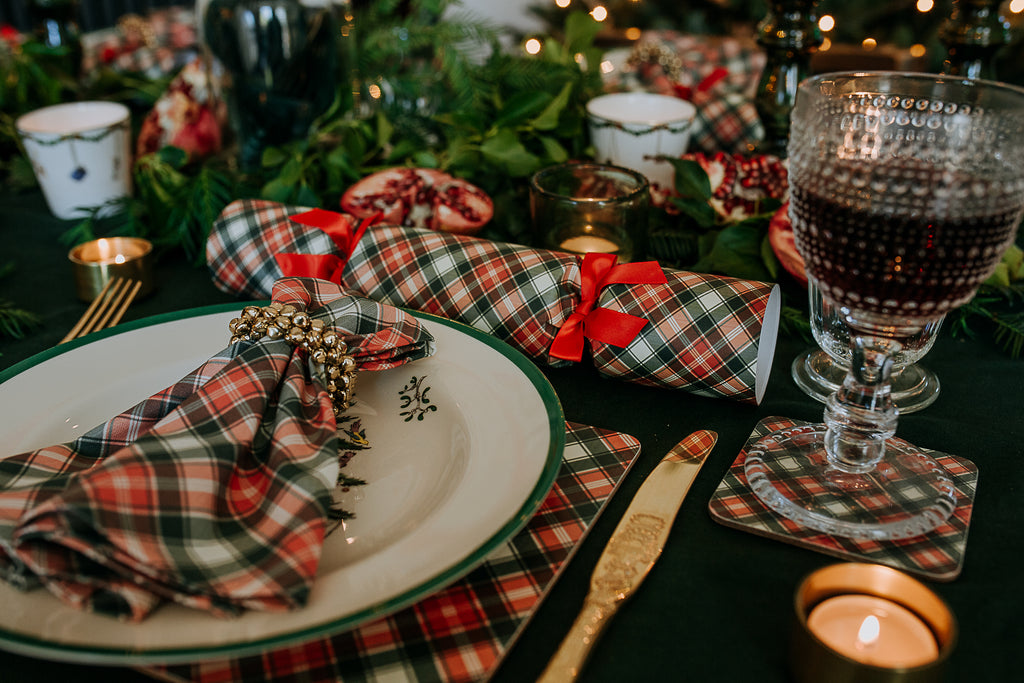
[[708, 417, 977, 582], [144, 421, 640, 682]]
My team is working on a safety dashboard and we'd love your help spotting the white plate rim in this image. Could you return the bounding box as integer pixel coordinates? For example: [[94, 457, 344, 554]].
[[0, 303, 564, 664]]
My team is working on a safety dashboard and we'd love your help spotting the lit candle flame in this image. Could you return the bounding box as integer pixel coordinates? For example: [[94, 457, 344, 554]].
[[856, 615, 881, 649], [114, 254, 127, 264]]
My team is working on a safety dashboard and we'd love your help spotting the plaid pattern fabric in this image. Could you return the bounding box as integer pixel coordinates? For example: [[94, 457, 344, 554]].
[[0, 279, 434, 621], [208, 200, 777, 404], [596, 273, 771, 402], [605, 31, 766, 153], [147, 422, 641, 683], [708, 417, 977, 582]]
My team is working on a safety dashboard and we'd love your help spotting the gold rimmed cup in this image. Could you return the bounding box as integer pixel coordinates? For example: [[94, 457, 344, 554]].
[[69, 237, 154, 302]]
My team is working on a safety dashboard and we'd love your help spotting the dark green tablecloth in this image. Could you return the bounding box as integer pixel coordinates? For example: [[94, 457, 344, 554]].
[[0, 192, 1019, 682]]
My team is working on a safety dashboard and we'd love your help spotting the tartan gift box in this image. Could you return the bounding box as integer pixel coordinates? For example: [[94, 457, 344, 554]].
[[206, 199, 781, 405]]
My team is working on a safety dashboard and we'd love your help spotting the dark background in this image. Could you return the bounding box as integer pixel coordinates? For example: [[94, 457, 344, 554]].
[[0, 0, 187, 33]]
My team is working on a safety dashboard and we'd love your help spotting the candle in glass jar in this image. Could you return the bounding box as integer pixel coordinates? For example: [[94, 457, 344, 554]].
[[807, 594, 940, 668]]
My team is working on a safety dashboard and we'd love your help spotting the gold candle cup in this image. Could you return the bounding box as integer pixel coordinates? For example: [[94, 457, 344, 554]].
[[69, 237, 155, 301], [791, 563, 957, 683]]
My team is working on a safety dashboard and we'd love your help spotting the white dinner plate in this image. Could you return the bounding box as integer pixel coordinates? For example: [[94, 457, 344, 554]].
[[0, 305, 564, 664]]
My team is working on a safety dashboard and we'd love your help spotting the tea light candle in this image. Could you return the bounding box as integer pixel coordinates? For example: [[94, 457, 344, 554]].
[[559, 233, 622, 255], [68, 236, 154, 301], [806, 594, 939, 668], [791, 563, 956, 683]]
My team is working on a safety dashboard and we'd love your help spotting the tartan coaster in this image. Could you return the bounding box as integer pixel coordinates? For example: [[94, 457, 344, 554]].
[[708, 417, 977, 582], [146, 421, 640, 683]]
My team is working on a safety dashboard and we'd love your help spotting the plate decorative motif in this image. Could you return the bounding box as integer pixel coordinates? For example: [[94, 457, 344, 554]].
[[0, 305, 563, 664]]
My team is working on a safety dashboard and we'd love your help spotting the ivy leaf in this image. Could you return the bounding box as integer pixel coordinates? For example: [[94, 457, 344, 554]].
[[671, 196, 717, 228], [278, 157, 305, 186], [262, 178, 294, 202], [537, 134, 569, 163], [494, 90, 552, 128], [530, 81, 573, 132], [295, 183, 321, 207], [563, 11, 602, 52], [480, 129, 540, 177], [667, 158, 712, 200], [760, 232, 780, 280], [692, 223, 774, 281], [411, 150, 440, 168], [326, 146, 361, 180], [262, 146, 289, 168]]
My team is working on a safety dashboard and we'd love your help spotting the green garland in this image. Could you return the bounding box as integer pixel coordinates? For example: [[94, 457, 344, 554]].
[[2, 3, 1023, 356]]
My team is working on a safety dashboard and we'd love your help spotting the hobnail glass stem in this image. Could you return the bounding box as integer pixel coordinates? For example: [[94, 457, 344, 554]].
[[823, 335, 899, 473]]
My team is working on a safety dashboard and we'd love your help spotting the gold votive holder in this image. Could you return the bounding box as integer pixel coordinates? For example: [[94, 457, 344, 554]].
[[68, 237, 155, 301], [791, 563, 957, 683]]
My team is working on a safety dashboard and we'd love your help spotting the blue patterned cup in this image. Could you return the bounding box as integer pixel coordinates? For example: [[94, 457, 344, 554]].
[[16, 101, 132, 220]]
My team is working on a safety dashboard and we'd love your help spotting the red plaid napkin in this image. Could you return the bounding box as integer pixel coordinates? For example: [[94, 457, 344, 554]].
[[207, 200, 780, 404], [146, 422, 640, 683], [0, 278, 434, 621]]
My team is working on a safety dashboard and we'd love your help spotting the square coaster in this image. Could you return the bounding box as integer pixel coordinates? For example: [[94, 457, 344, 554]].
[[708, 416, 977, 582]]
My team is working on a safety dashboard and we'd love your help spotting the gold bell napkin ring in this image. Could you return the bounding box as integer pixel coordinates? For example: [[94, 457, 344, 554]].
[[229, 302, 357, 415]]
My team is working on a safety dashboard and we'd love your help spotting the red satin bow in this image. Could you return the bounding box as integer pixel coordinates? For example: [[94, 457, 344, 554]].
[[549, 253, 668, 363], [673, 67, 729, 101], [274, 208, 378, 282]]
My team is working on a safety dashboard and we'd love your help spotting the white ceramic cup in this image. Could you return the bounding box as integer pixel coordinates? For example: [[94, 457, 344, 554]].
[[586, 92, 697, 191], [16, 101, 133, 220]]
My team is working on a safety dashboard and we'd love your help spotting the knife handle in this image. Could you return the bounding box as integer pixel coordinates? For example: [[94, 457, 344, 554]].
[[537, 597, 617, 683]]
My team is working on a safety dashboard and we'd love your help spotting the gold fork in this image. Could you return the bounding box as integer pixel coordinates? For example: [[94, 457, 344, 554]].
[[59, 277, 142, 344]]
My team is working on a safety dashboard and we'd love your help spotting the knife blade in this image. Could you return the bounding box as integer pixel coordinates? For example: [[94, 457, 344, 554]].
[[537, 429, 718, 683]]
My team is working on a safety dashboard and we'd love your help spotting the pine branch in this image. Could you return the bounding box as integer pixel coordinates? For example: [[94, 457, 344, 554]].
[[949, 286, 1024, 359], [991, 311, 1024, 359], [778, 303, 813, 343], [0, 299, 41, 340], [0, 262, 42, 340]]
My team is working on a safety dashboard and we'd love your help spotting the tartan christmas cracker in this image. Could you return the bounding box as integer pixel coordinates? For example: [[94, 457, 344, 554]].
[[207, 199, 781, 405], [0, 278, 434, 621]]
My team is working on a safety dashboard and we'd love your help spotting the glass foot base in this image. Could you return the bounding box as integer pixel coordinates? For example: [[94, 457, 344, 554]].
[[744, 424, 957, 541], [791, 349, 940, 414]]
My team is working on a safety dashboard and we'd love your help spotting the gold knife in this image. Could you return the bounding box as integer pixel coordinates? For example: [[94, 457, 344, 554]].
[[537, 429, 718, 683]]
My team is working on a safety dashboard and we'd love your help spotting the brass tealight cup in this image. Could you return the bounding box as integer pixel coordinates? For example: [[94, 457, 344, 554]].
[[68, 237, 155, 301], [791, 563, 957, 683]]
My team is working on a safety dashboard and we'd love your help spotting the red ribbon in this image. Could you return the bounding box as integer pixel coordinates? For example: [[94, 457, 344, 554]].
[[274, 208, 378, 282], [672, 67, 729, 101], [549, 253, 668, 363]]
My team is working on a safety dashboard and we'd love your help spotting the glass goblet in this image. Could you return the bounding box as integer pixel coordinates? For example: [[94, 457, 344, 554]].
[[791, 282, 944, 414], [746, 72, 1024, 540]]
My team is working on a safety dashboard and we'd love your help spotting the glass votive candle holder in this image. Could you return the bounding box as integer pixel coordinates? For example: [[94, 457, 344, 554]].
[[529, 162, 650, 263], [68, 236, 155, 301], [791, 563, 957, 683]]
